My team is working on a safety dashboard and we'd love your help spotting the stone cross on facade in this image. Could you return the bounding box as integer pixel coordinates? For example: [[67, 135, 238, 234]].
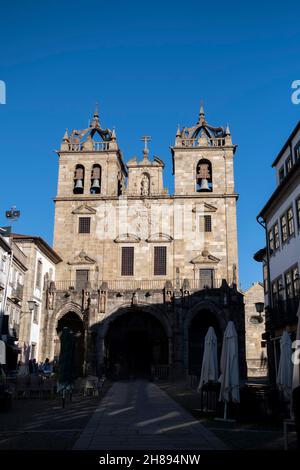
[[141, 135, 151, 160]]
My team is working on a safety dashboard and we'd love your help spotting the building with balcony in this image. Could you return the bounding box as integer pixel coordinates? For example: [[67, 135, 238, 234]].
[[40, 105, 247, 380], [10, 234, 62, 363], [0, 232, 27, 371], [255, 121, 300, 384]]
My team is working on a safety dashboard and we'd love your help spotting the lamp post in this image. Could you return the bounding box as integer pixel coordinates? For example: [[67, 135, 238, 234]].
[[253, 301, 264, 324], [20, 301, 37, 364], [0, 206, 20, 338], [27, 300, 36, 313]]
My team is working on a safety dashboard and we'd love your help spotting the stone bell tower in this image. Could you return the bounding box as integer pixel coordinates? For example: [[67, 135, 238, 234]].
[[53, 106, 127, 282], [171, 105, 239, 284]]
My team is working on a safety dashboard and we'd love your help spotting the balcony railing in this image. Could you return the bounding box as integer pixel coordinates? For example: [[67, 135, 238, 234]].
[[68, 142, 110, 152], [54, 277, 233, 292], [10, 283, 24, 302], [179, 137, 226, 148], [267, 297, 300, 327]]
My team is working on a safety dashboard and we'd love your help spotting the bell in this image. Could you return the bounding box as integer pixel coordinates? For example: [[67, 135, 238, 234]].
[[91, 178, 100, 190], [74, 179, 83, 189], [199, 178, 209, 191]]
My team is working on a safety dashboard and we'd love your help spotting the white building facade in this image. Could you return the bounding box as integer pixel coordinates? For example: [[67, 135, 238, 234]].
[[12, 235, 61, 363], [256, 121, 300, 383]]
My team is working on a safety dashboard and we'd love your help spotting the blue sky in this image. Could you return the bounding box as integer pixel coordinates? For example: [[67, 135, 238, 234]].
[[0, 0, 300, 290]]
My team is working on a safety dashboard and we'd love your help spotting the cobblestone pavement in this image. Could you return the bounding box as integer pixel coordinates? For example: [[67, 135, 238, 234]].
[[0, 394, 100, 450], [73, 379, 227, 450]]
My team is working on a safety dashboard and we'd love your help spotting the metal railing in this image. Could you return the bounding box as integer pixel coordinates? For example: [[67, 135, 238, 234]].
[[151, 365, 170, 380], [10, 283, 24, 301], [267, 297, 300, 327], [68, 142, 110, 152]]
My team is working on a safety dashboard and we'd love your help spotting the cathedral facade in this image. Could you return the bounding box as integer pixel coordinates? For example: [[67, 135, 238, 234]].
[[39, 105, 246, 380]]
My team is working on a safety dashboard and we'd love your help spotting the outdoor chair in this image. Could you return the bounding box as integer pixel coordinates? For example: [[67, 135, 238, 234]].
[[28, 375, 43, 398], [40, 377, 56, 398], [84, 376, 98, 396], [97, 375, 106, 398], [15, 376, 30, 399]]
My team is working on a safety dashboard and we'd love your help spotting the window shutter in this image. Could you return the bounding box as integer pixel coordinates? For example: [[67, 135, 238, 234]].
[[79, 217, 91, 233], [154, 246, 167, 276], [121, 247, 134, 276]]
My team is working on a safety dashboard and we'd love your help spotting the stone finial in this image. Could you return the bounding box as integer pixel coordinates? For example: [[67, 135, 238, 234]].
[[176, 124, 181, 137], [90, 102, 100, 128], [198, 101, 205, 124], [225, 123, 232, 145], [111, 127, 117, 141], [62, 129, 69, 142], [61, 129, 70, 150]]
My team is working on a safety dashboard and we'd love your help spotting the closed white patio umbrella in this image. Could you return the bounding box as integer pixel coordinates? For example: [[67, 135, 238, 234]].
[[277, 330, 293, 401], [197, 326, 218, 391], [218, 321, 240, 421]]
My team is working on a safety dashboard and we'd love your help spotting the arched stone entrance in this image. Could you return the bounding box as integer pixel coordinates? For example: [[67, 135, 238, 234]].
[[55, 311, 85, 377], [188, 309, 222, 375], [104, 308, 169, 379]]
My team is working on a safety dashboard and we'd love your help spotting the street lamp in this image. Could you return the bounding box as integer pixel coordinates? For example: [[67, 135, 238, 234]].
[[249, 301, 265, 324], [27, 300, 37, 312], [255, 302, 264, 314]]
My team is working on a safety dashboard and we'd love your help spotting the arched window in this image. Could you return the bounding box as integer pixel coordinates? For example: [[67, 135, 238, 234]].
[[196, 159, 212, 192], [141, 172, 150, 196], [74, 164, 85, 194], [90, 164, 101, 194]]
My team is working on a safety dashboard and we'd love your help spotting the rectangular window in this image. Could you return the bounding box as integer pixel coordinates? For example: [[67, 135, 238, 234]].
[[36, 260, 42, 288], [272, 276, 283, 304], [0, 255, 6, 272], [274, 223, 280, 249], [296, 197, 300, 229], [76, 269, 89, 290], [287, 207, 295, 236], [285, 271, 293, 299], [199, 269, 214, 289], [268, 229, 274, 253], [154, 246, 167, 276], [263, 264, 268, 294], [294, 142, 300, 162], [285, 156, 292, 173], [204, 215, 212, 232], [31, 343, 36, 360], [279, 166, 285, 183], [199, 215, 212, 232], [121, 247, 134, 276], [272, 280, 278, 304], [79, 217, 91, 234], [292, 266, 299, 297], [33, 304, 39, 323], [281, 214, 288, 242]]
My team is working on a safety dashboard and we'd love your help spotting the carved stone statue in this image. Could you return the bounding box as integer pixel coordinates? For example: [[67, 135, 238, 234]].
[[141, 174, 150, 196], [131, 292, 138, 306], [47, 281, 56, 310], [99, 291, 106, 313]]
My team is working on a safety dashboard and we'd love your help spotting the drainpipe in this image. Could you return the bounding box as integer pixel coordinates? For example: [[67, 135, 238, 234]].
[[256, 215, 272, 309], [257, 214, 275, 385]]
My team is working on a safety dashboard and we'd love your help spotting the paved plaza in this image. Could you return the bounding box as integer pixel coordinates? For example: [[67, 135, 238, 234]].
[[73, 379, 227, 450]]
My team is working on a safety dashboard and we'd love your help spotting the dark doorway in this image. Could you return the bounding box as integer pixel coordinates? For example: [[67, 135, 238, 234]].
[[105, 309, 168, 379], [56, 312, 84, 377], [188, 309, 221, 376]]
